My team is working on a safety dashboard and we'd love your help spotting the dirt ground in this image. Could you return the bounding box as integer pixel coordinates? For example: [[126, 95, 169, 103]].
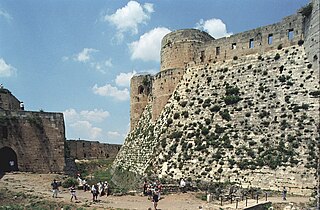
[[0, 172, 314, 210]]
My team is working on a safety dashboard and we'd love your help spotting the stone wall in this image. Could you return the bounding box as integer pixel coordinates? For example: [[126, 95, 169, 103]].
[[0, 89, 22, 111], [304, 0, 320, 70], [151, 68, 184, 121], [0, 111, 65, 173], [67, 139, 121, 160], [198, 13, 304, 64], [130, 8, 312, 126], [160, 29, 214, 72], [121, 2, 319, 195], [130, 74, 152, 131]]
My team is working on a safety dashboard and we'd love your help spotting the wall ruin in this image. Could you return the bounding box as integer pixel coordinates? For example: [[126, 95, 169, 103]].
[[67, 139, 121, 160]]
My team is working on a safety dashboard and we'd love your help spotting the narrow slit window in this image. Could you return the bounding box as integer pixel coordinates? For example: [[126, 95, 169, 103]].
[[216, 47, 220, 55], [288, 29, 294, 40], [249, 39, 254, 48], [232, 43, 237, 49], [268, 34, 273, 45], [200, 51, 205, 62]]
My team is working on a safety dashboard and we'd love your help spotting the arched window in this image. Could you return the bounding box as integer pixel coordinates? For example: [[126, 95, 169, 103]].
[[138, 85, 144, 94]]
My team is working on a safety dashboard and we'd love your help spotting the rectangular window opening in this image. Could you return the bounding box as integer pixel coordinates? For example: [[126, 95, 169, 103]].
[[216, 47, 220, 55], [268, 34, 273, 45], [232, 43, 237, 49], [200, 51, 205, 62], [288, 29, 294, 40], [249, 39, 254, 48]]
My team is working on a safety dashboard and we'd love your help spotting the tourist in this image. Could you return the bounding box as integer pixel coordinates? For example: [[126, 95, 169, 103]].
[[180, 178, 186, 193], [152, 189, 159, 210], [69, 184, 77, 201], [143, 179, 148, 196], [156, 180, 162, 200], [282, 187, 287, 200], [91, 185, 98, 202], [51, 179, 59, 198]]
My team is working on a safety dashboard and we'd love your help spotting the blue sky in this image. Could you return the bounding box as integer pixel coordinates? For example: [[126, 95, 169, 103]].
[[0, 0, 309, 144]]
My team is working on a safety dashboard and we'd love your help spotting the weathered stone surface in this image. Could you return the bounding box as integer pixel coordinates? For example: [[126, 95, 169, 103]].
[[0, 110, 66, 173], [67, 139, 121, 160], [115, 1, 319, 196]]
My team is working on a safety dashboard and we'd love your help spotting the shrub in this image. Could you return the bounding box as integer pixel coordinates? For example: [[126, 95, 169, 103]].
[[274, 53, 280, 60], [277, 44, 283, 50], [219, 109, 231, 121], [171, 131, 183, 139], [182, 111, 189, 118], [173, 112, 180, 119], [62, 178, 78, 188], [179, 101, 188, 107], [224, 95, 241, 105], [201, 127, 209, 135], [307, 63, 312, 69], [167, 118, 173, 125], [226, 86, 240, 95], [300, 3, 312, 17], [214, 124, 225, 133]]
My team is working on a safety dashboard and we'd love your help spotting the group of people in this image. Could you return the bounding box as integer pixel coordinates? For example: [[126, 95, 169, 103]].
[[143, 180, 162, 210], [51, 177, 110, 202]]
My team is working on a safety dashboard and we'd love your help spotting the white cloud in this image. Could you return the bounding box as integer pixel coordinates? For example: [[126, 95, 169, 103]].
[[63, 108, 109, 140], [64, 108, 109, 123], [92, 84, 129, 101], [104, 1, 154, 42], [129, 27, 171, 62], [70, 120, 102, 140], [196, 18, 232, 39], [115, 71, 137, 87], [74, 48, 98, 63], [0, 9, 12, 22], [104, 58, 113, 68], [80, 109, 110, 123], [107, 131, 121, 138], [0, 58, 16, 77], [90, 58, 113, 74]]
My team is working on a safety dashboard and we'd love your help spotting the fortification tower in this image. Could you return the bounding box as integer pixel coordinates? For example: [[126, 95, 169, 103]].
[[151, 29, 214, 121], [160, 29, 214, 71], [130, 74, 152, 131]]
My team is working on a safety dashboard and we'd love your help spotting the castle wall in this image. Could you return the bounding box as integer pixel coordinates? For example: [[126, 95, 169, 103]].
[[0, 111, 66, 173], [195, 13, 304, 64], [304, 0, 320, 70], [130, 74, 152, 131], [67, 140, 121, 160], [0, 89, 22, 111], [152, 68, 185, 121]]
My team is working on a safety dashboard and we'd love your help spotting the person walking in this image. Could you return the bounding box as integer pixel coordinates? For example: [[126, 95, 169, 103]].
[[51, 179, 59, 198], [282, 187, 287, 200], [69, 184, 77, 201]]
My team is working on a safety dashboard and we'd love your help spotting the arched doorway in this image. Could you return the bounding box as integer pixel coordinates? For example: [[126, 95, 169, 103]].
[[0, 147, 19, 172]]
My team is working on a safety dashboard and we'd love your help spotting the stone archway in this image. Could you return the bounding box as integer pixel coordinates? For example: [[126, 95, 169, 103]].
[[0, 147, 19, 172]]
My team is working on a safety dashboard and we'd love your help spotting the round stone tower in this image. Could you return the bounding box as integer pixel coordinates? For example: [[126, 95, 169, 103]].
[[130, 74, 152, 131], [160, 29, 214, 71]]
